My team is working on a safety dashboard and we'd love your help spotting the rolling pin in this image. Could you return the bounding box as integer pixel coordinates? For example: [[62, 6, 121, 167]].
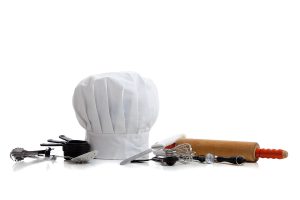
[[175, 138, 288, 162]]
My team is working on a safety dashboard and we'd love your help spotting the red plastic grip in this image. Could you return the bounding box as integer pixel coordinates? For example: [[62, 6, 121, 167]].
[[255, 148, 286, 159]]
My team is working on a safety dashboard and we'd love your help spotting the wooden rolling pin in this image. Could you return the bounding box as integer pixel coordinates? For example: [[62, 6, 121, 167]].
[[175, 139, 288, 162]]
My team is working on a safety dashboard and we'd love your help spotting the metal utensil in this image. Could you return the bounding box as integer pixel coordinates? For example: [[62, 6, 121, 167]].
[[70, 150, 98, 163], [120, 134, 185, 165], [10, 147, 53, 161], [41, 135, 90, 160]]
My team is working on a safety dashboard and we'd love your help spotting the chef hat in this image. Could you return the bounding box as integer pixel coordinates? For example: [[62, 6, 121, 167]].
[[73, 72, 159, 159]]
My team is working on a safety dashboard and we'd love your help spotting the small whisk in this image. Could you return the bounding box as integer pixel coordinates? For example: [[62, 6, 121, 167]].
[[172, 143, 195, 163], [154, 143, 195, 163]]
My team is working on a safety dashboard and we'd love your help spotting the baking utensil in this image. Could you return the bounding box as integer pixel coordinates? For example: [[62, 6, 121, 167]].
[[131, 144, 245, 166], [69, 150, 98, 163], [41, 135, 90, 160], [120, 134, 185, 165], [154, 143, 195, 163], [176, 138, 288, 162], [193, 154, 246, 165], [131, 156, 179, 166], [10, 147, 53, 161], [54, 151, 98, 163]]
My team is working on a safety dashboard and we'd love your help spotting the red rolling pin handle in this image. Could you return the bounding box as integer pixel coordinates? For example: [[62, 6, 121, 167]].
[[255, 148, 288, 159]]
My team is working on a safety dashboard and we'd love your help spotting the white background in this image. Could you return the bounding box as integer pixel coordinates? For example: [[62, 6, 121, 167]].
[[0, 1, 299, 199]]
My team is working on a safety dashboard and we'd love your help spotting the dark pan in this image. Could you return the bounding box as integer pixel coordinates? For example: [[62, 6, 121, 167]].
[[41, 135, 90, 160]]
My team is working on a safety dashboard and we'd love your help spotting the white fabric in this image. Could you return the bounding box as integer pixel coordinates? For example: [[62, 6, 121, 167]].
[[73, 72, 159, 159]]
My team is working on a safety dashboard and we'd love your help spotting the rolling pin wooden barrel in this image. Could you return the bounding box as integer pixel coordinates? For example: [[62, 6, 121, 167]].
[[175, 139, 288, 162]]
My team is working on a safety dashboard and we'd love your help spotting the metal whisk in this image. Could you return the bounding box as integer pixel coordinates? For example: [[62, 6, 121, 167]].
[[154, 143, 195, 163], [172, 143, 195, 163]]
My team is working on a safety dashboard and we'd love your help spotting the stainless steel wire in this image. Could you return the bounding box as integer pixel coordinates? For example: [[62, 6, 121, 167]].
[[172, 143, 195, 163]]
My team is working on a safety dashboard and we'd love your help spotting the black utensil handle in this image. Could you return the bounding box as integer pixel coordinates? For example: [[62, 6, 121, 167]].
[[40, 143, 63, 146], [59, 135, 73, 142], [193, 156, 206, 163], [47, 139, 66, 144], [216, 156, 246, 165], [131, 159, 152, 163]]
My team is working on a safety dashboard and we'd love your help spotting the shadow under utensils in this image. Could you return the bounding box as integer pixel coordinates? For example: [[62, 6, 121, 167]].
[[12, 156, 57, 172], [62, 159, 99, 169]]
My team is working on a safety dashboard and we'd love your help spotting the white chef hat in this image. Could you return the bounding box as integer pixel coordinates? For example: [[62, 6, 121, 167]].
[[73, 72, 159, 159]]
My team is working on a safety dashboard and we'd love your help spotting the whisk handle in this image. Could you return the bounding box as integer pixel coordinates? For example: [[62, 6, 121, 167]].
[[216, 156, 246, 164]]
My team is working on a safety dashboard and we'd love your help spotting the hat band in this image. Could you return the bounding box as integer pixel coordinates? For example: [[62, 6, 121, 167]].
[[86, 131, 149, 160]]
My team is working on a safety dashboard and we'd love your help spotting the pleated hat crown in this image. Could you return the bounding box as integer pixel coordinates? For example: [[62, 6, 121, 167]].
[[73, 72, 159, 159]]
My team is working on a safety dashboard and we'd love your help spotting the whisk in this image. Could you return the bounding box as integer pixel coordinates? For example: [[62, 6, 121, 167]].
[[170, 143, 195, 163], [149, 143, 195, 165]]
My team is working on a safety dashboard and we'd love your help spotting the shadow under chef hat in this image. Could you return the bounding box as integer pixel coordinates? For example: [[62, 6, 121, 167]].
[[73, 72, 159, 159]]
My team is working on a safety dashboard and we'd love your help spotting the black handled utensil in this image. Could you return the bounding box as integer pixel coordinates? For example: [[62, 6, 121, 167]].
[[40, 135, 91, 160], [47, 139, 66, 144], [193, 155, 246, 165]]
